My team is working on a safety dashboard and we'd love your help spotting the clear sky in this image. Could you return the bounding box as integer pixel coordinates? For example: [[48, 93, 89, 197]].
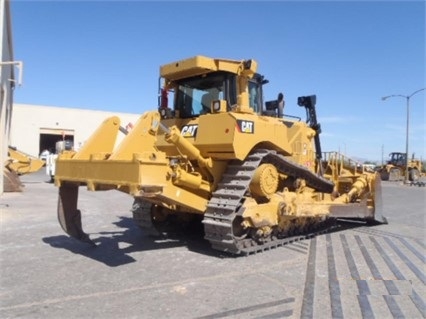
[[9, 0, 426, 162]]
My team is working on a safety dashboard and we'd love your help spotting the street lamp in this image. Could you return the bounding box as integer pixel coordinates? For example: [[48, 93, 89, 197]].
[[381, 87, 425, 184]]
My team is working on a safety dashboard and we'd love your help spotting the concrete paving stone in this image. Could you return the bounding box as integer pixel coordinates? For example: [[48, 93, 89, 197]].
[[0, 171, 425, 318]]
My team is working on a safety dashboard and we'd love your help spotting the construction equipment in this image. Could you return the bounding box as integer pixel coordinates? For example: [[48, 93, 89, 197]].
[[54, 55, 386, 255], [4, 146, 45, 192], [378, 152, 423, 182]]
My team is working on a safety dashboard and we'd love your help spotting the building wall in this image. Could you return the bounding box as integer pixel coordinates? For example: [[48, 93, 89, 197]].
[[11, 104, 141, 157], [0, 0, 15, 195]]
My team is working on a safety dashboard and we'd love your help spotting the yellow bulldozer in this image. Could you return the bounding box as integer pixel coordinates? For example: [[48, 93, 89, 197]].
[[4, 146, 45, 192], [378, 152, 423, 182], [54, 55, 386, 255]]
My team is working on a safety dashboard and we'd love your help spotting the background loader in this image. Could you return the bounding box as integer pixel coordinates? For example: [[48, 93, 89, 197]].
[[378, 152, 423, 182]]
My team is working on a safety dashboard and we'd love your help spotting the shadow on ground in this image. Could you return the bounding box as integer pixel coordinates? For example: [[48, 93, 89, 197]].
[[42, 216, 224, 266]]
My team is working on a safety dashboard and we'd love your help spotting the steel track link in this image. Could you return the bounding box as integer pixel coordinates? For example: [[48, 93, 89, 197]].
[[203, 149, 336, 255], [131, 199, 161, 236], [203, 150, 266, 254]]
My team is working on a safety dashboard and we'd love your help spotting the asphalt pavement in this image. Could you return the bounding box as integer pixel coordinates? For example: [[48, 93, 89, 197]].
[[0, 170, 425, 319]]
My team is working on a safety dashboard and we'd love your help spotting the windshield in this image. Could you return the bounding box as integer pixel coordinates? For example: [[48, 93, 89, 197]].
[[174, 72, 235, 118]]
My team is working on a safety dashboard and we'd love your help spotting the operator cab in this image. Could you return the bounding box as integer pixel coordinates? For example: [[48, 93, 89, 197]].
[[388, 152, 406, 166], [159, 71, 273, 118]]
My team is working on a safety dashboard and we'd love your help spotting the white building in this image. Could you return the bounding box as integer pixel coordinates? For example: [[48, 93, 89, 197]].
[[11, 104, 141, 158]]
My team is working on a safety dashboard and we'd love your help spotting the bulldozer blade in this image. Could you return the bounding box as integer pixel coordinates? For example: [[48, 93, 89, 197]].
[[58, 183, 95, 245], [370, 172, 387, 224], [329, 174, 387, 224]]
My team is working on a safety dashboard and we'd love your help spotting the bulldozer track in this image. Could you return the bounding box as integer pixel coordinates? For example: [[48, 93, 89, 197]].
[[133, 149, 337, 255], [263, 151, 334, 193], [203, 149, 336, 255]]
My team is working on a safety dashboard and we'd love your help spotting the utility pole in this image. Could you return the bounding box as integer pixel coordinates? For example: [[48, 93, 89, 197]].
[[382, 88, 425, 184]]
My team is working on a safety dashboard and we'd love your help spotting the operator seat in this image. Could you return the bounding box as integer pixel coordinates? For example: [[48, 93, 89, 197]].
[[201, 92, 217, 114]]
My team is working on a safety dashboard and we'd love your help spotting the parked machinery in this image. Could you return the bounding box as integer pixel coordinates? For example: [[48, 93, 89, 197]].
[[54, 56, 386, 255], [3, 146, 45, 192], [378, 152, 423, 182]]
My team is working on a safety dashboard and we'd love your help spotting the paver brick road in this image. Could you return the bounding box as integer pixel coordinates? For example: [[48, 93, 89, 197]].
[[0, 172, 424, 318]]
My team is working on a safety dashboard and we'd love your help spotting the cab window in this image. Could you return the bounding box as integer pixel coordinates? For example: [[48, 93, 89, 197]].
[[175, 72, 234, 118], [248, 81, 261, 113]]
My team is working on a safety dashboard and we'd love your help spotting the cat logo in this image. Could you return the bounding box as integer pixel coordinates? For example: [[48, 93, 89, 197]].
[[236, 120, 254, 134], [181, 124, 198, 137]]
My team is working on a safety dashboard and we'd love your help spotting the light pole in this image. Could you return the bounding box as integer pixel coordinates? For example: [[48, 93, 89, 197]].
[[382, 88, 425, 184]]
